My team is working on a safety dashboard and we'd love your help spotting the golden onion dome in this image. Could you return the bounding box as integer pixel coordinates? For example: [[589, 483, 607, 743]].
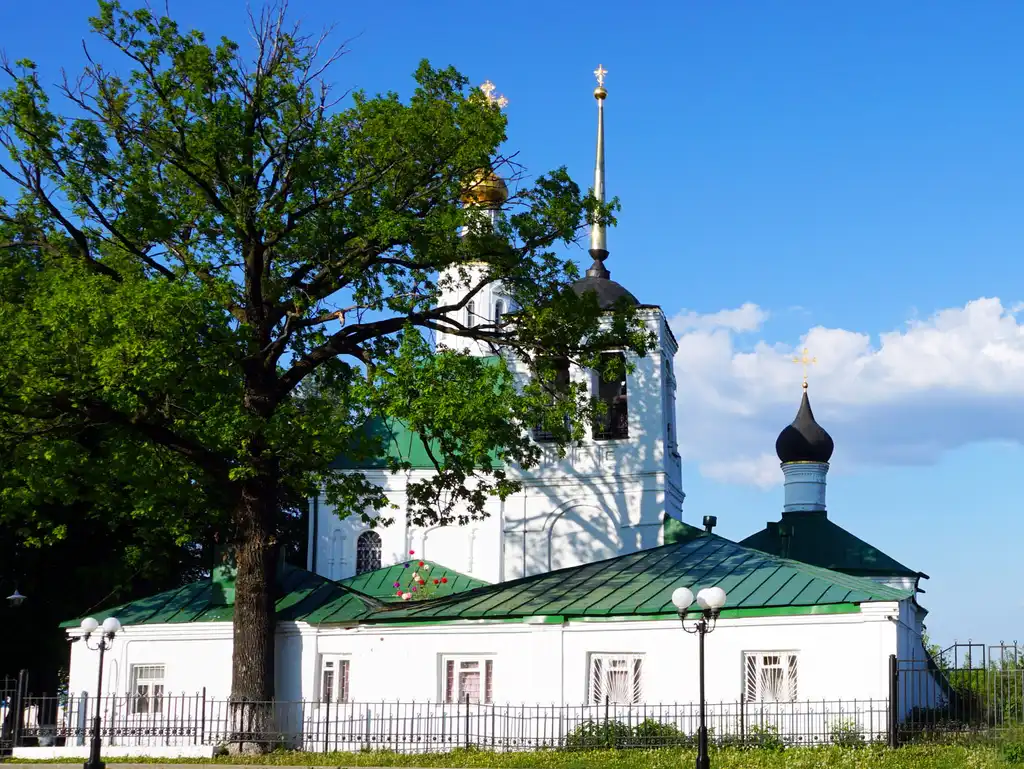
[[461, 168, 508, 207]]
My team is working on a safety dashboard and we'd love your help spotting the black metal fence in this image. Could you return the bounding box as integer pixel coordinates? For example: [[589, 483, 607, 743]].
[[8, 692, 890, 752], [3, 646, 1021, 755], [895, 643, 1024, 743]]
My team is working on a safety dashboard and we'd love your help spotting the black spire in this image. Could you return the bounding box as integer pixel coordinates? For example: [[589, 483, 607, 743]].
[[775, 388, 834, 464]]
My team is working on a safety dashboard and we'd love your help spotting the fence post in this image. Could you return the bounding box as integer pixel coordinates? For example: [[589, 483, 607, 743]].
[[323, 695, 330, 754], [11, 669, 28, 749], [887, 654, 899, 748], [199, 687, 206, 746], [464, 692, 470, 749], [604, 694, 611, 748]]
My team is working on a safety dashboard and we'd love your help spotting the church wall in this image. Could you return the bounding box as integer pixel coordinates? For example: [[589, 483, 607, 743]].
[[312, 309, 686, 586], [64, 604, 903, 709]]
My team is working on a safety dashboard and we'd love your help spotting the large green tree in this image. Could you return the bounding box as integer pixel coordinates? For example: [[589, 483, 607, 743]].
[[0, 1, 648, 745]]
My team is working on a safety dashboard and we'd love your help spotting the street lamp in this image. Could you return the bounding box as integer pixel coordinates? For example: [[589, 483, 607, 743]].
[[80, 616, 121, 769], [672, 585, 728, 769], [6, 588, 26, 608]]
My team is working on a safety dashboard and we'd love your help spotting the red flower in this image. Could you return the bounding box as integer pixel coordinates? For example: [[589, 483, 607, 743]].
[[396, 590, 403, 597], [418, 561, 425, 567], [441, 577, 448, 584], [433, 579, 439, 585], [409, 550, 415, 555]]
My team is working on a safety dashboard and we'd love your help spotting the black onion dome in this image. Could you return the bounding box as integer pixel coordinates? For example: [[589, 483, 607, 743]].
[[571, 253, 639, 309], [775, 389, 834, 463]]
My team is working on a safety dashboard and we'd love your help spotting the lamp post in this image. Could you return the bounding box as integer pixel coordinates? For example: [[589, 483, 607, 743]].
[[671, 585, 728, 769], [6, 588, 27, 608], [80, 616, 121, 769]]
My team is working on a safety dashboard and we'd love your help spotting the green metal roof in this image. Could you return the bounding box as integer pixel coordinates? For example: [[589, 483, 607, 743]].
[[662, 513, 704, 544], [739, 511, 922, 579], [61, 531, 913, 631], [338, 560, 488, 601], [59, 563, 383, 629], [59, 560, 489, 629], [356, 530, 913, 624]]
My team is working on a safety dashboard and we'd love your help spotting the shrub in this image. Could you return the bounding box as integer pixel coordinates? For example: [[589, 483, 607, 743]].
[[745, 723, 785, 751], [563, 719, 633, 749], [629, 719, 692, 747], [829, 719, 865, 748], [1005, 741, 1024, 764]]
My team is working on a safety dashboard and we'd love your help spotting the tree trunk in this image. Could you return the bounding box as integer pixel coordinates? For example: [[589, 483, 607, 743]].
[[227, 471, 279, 755]]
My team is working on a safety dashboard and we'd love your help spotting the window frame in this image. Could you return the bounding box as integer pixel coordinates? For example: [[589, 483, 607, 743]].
[[128, 664, 166, 715], [355, 530, 382, 575], [494, 299, 505, 327], [317, 655, 351, 705], [587, 653, 644, 705], [743, 651, 798, 703], [592, 351, 629, 441], [441, 655, 494, 704]]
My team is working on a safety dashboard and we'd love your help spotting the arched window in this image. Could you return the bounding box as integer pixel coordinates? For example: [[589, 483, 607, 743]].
[[494, 300, 505, 327], [466, 301, 476, 328], [355, 531, 382, 575]]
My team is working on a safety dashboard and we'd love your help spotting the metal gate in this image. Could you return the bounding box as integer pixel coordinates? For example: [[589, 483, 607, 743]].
[[0, 671, 28, 754]]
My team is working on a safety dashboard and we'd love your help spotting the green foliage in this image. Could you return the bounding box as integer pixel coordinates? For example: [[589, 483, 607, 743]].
[[0, 0, 651, 701], [830, 719, 867, 748], [1004, 741, 1024, 764], [3, 744, 1012, 767], [563, 719, 634, 749], [746, 724, 786, 751]]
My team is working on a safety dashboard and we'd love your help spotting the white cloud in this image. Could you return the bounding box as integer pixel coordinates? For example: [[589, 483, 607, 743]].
[[671, 297, 1024, 488]]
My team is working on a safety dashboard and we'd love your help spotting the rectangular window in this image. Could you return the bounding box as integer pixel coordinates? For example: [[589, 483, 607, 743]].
[[588, 653, 643, 705], [442, 656, 493, 704], [129, 664, 165, 715], [319, 656, 350, 704], [592, 352, 628, 440], [744, 652, 798, 703], [532, 357, 571, 443]]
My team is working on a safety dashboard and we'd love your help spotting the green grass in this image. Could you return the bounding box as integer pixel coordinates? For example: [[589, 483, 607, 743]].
[[3, 745, 1019, 768]]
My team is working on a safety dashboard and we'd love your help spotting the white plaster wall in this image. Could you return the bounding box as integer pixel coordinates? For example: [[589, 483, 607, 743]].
[[69, 603, 903, 707], [313, 309, 684, 584]]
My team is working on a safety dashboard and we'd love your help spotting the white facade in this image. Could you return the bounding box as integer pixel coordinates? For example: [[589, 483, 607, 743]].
[[310, 304, 684, 585], [64, 603, 903, 710]]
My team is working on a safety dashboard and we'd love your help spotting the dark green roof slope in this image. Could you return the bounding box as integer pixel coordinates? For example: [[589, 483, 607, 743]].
[[357, 530, 913, 624], [739, 511, 922, 579], [338, 560, 487, 601], [60, 560, 489, 629], [662, 514, 704, 544], [59, 563, 382, 629]]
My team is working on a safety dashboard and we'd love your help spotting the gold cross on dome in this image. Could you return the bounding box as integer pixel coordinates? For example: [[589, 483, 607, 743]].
[[594, 64, 608, 87], [479, 80, 509, 108], [792, 347, 817, 389]]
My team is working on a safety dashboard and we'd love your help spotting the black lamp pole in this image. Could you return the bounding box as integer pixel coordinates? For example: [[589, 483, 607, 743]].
[[83, 629, 115, 769], [678, 607, 719, 769]]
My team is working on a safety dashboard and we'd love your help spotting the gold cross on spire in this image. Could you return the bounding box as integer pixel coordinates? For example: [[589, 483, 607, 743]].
[[479, 80, 509, 108], [594, 64, 608, 87], [792, 347, 817, 389]]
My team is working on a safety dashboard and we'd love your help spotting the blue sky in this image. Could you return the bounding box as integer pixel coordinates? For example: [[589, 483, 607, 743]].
[[3, 1, 1024, 646]]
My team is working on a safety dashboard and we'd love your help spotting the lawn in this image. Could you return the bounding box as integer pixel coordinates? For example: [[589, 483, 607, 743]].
[[5, 745, 1021, 768]]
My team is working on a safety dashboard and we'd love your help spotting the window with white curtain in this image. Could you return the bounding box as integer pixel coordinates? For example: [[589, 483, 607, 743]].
[[129, 664, 165, 714], [442, 656, 493, 704], [318, 656, 351, 704], [588, 654, 643, 705], [744, 652, 798, 702]]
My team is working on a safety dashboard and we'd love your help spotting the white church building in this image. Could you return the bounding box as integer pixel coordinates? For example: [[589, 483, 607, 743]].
[[22, 73, 939, 759]]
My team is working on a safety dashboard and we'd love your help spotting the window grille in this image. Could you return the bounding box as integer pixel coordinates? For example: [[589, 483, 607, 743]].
[[355, 530, 382, 575]]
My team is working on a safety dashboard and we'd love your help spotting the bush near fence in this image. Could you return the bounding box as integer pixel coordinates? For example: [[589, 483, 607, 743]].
[[1, 744, 1019, 768]]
